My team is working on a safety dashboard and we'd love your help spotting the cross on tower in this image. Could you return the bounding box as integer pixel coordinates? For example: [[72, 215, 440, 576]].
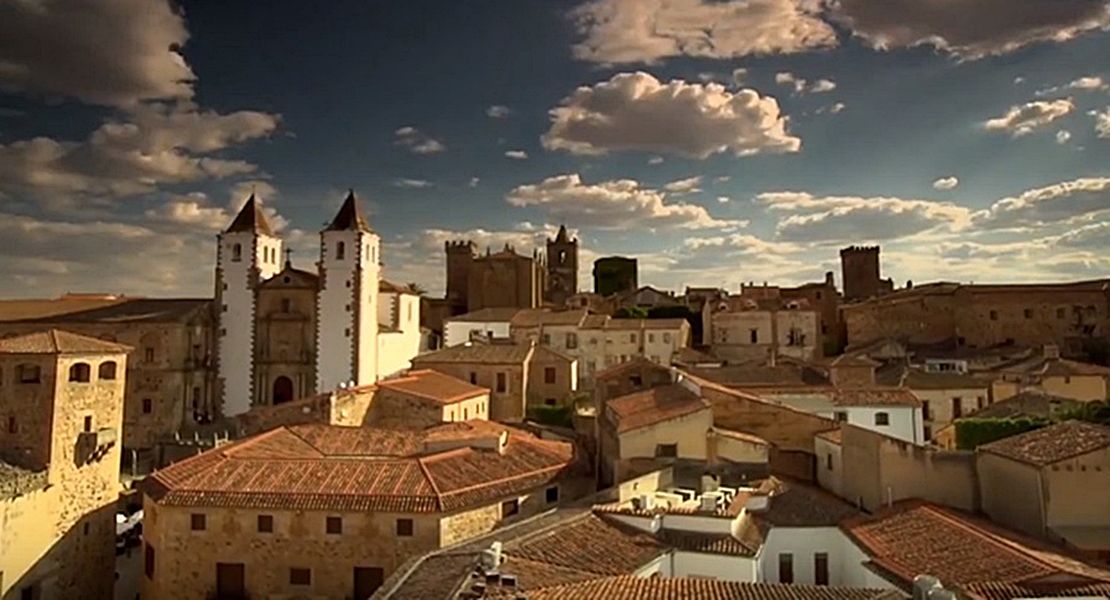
[[284, 248, 293, 266]]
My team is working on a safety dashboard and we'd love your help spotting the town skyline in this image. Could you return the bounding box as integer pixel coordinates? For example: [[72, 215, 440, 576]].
[[2, 0, 1110, 299]]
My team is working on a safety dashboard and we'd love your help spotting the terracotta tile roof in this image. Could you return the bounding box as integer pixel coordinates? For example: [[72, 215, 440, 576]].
[[673, 346, 722, 365], [640, 318, 688, 330], [512, 309, 589, 327], [593, 355, 670, 381], [841, 500, 1110, 592], [579, 314, 610, 329], [832, 388, 921, 408], [378, 370, 488, 405], [532, 345, 576, 363], [449, 307, 523, 322], [379, 279, 417, 295], [962, 582, 1110, 600], [749, 477, 860, 527], [992, 355, 1110, 378], [967, 391, 1081, 419], [979, 420, 1110, 466], [659, 529, 759, 557], [875, 363, 987, 390], [0, 297, 211, 324], [225, 193, 274, 235], [488, 575, 906, 600], [411, 342, 533, 365], [713, 427, 770, 446], [0, 329, 132, 354], [689, 363, 829, 388], [145, 422, 579, 514], [506, 512, 667, 578], [816, 428, 843, 444], [606, 384, 710, 433], [829, 354, 881, 367]]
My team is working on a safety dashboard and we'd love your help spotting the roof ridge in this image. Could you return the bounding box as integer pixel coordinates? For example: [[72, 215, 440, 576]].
[[435, 461, 570, 499], [416, 457, 444, 511]]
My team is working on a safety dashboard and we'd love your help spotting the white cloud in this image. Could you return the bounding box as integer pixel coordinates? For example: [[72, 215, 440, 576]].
[[983, 99, 1074, 137], [506, 173, 743, 230], [568, 0, 836, 64], [647, 156, 665, 165], [505, 150, 529, 159], [663, 176, 702, 194], [697, 72, 719, 82], [756, 191, 972, 242], [542, 72, 800, 159], [971, 177, 1110, 229], [486, 105, 511, 118], [715, 176, 731, 183], [717, 196, 730, 203], [829, 0, 1110, 60], [1097, 108, 1110, 138], [393, 127, 446, 154], [0, 0, 195, 108], [1057, 130, 1072, 144], [932, 176, 959, 190], [809, 78, 837, 93], [393, 178, 434, 188], [469, 177, 480, 188], [731, 68, 749, 86], [1014, 76, 1026, 84], [1036, 76, 1108, 96], [775, 72, 835, 94], [829, 102, 846, 114]]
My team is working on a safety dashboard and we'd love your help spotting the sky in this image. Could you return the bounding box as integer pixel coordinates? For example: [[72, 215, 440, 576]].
[[1, 0, 1110, 299]]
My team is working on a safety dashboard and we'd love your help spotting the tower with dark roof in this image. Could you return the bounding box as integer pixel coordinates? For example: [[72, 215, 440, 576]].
[[546, 224, 578, 306], [216, 194, 284, 416]]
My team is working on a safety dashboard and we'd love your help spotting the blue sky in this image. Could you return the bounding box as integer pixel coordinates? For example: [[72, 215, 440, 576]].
[[1, 0, 1110, 298]]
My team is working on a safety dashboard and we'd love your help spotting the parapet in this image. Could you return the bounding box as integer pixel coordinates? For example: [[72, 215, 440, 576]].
[[445, 240, 478, 254], [839, 245, 881, 256]]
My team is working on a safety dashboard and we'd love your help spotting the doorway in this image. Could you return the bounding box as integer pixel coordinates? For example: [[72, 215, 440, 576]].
[[272, 376, 294, 405]]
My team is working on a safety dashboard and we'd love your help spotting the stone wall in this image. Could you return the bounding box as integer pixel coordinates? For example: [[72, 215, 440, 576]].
[[370, 388, 444, 429], [527, 351, 576, 408], [692, 379, 837, 453], [413, 360, 527, 422]]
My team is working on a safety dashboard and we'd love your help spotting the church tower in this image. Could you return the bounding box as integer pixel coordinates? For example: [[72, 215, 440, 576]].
[[216, 194, 283, 416], [545, 224, 578, 306], [317, 190, 380, 392]]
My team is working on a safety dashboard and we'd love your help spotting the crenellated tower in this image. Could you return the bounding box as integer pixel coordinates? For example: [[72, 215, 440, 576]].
[[445, 240, 477, 314], [317, 190, 380, 392], [216, 194, 283, 416], [545, 224, 578, 305]]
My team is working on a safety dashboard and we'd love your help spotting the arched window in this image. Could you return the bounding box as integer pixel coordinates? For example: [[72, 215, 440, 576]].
[[232, 243, 242, 262], [69, 363, 91, 383], [98, 361, 117, 380], [336, 241, 346, 260], [272, 376, 294, 405], [17, 364, 40, 384]]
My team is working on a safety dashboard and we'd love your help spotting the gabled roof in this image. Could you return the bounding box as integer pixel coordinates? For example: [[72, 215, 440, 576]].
[[511, 308, 589, 328], [0, 329, 132, 355], [748, 477, 861, 528], [225, 194, 275, 236], [448, 307, 522, 323], [380, 280, 419, 295], [992, 355, 1110, 378], [979, 420, 1110, 466], [411, 342, 533, 365], [0, 297, 212, 324], [377, 370, 489, 405], [606, 384, 709, 433], [592, 355, 668, 381], [832, 388, 921, 408], [875, 363, 987, 390], [259, 263, 319, 289], [489, 576, 905, 600], [325, 189, 372, 232]]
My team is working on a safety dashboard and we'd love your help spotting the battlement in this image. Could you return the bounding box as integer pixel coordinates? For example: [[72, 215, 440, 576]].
[[444, 240, 478, 254], [840, 245, 880, 256]]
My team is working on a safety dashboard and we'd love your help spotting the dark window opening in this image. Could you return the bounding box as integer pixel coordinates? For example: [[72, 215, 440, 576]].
[[396, 519, 414, 537], [144, 544, 155, 579], [501, 498, 520, 518], [17, 364, 40, 384], [544, 367, 556, 384], [326, 516, 342, 535], [142, 398, 153, 414], [826, 454, 833, 471], [779, 553, 794, 583], [290, 568, 311, 586], [98, 361, 117, 380], [68, 363, 90, 382], [545, 486, 559, 504], [83, 416, 92, 432], [655, 443, 678, 458], [496, 372, 507, 393], [190, 514, 206, 531], [749, 329, 758, 344], [815, 553, 829, 585], [336, 241, 346, 260], [874, 412, 890, 426], [469, 372, 477, 384], [257, 515, 273, 533]]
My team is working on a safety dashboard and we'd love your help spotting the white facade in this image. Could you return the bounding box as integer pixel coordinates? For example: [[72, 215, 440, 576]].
[[815, 437, 843, 499], [378, 290, 422, 379], [216, 223, 283, 416], [763, 392, 924, 445], [444, 319, 512, 347], [318, 228, 381, 392]]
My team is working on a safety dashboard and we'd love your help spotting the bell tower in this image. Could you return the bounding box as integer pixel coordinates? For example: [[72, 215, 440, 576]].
[[545, 225, 577, 306]]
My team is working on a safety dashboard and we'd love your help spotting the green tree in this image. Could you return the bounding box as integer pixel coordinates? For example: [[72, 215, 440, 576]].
[[613, 306, 649, 319]]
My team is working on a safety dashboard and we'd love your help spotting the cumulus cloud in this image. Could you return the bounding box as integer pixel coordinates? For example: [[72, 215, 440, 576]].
[[971, 177, 1110, 229], [568, 0, 836, 64], [0, 104, 278, 200], [393, 178, 434, 188], [774, 72, 835, 94], [505, 173, 743, 230], [0, 0, 195, 108], [809, 78, 837, 93], [1057, 130, 1072, 144], [756, 191, 972, 242], [933, 176, 959, 190], [505, 150, 529, 159], [486, 105, 511, 118], [542, 72, 800, 159], [393, 127, 446, 155], [828, 0, 1110, 61], [983, 99, 1074, 137], [1097, 108, 1110, 138], [663, 176, 702, 194]]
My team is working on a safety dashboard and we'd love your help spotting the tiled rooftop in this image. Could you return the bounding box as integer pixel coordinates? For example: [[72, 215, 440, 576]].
[[979, 420, 1110, 466], [606, 384, 709, 433], [512, 309, 590, 327], [815, 428, 843, 444], [966, 391, 1080, 419], [992, 355, 1110, 378], [749, 477, 861, 528], [448, 307, 523, 323], [688, 362, 829, 388], [486, 575, 905, 600], [841, 500, 1110, 592], [378, 369, 488, 405], [411, 342, 533, 364], [0, 329, 132, 355], [145, 422, 579, 513], [658, 529, 760, 557], [832, 388, 921, 408], [875, 363, 987, 390]]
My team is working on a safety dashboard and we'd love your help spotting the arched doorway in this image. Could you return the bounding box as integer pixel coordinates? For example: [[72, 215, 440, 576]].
[[272, 376, 294, 405]]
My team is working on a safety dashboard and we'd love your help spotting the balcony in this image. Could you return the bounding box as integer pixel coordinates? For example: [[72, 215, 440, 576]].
[[77, 427, 117, 464]]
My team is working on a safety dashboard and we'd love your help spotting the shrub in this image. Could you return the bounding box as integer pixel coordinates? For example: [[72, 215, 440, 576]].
[[527, 405, 574, 429]]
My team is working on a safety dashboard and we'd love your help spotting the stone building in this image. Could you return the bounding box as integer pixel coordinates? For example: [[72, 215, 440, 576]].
[[703, 296, 820, 363], [140, 421, 591, 600], [841, 279, 1110, 359], [546, 225, 578, 306], [0, 330, 128, 599], [0, 296, 216, 459], [593, 256, 638, 297], [839, 246, 893, 302]]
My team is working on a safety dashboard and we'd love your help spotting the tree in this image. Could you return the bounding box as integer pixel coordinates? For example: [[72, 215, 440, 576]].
[[613, 306, 649, 319]]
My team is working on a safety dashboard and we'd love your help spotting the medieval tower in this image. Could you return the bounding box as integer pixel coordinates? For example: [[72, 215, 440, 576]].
[[546, 225, 578, 305], [216, 195, 284, 416], [840, 245, 892, 301], [444, 240, 477, 316]]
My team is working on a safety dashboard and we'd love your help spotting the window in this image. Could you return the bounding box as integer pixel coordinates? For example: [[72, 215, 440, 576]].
[[496, 372, 506, 393], [826, 454, 833, 471], [68, 362, 90, 382], [546, 486, 560, 504], [144, 543, 155, 579], [952, 398, 963, 418], [835, 412, 848, 422], [544, 367, 556, 384], [749, 329, 758, 344], [326, 516, 342, 534], [816, 291, 823, 300], [21, 584, 36, 600], [989, 310, 998, 320], [17, 364, 40, 384], [257, 515, 273, 533], [1057, 307, 1066, 319], [655, 443, 678, 458], [977, 396, 986, 410], [501, 498, 520, 518], [648, 333, 655, 343], [98, 361, 117, 380], [469, 372, 477, 385], [1024, 308, 1033, 319], [874, 412, 890, 426], [231, 243, 242, 262], [290, 568, 311, 586], [144, 347, 155, 362], [542, 334, 551, 346], [924, 425, 932, 440], [629, 333, 637, 343], [922, 400, 931, 420], [83, 416, 92, 432], [281, 298, 291, 313], [589, 337, 598, 346], [336, 241, 345, 260], [190, 514, 206, 531], [778, 553, 794, 583], [7, 417, 15, 434], [663, 333, 671, 344], [396, 518, 414, 537], [815, 553, 829, 586], [566, 333, 578, 349]]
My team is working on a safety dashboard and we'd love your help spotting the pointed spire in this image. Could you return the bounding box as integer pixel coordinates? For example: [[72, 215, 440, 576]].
[[555, 224, 569, 243], [325, 189, 372, 232], [225, 194, 275, 236]]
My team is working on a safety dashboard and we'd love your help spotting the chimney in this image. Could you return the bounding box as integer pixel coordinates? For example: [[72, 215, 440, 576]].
[[1043, 344, 1060, 360]]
